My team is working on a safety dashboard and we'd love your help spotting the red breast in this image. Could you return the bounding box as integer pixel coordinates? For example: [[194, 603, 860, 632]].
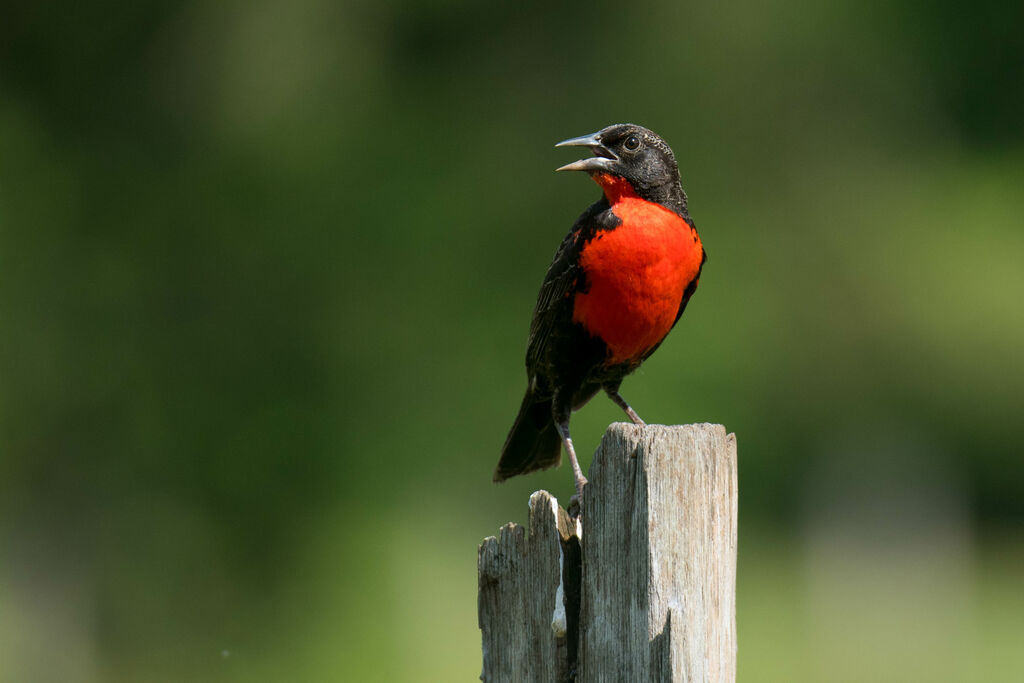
[[572, 174, 703, 365]]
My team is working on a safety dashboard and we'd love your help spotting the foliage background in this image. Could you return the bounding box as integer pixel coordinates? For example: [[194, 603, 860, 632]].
[[2, 1, 1022, 680]]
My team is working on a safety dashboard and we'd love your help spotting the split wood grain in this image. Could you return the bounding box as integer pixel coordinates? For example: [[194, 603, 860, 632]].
[[479, 423, 737, 683]]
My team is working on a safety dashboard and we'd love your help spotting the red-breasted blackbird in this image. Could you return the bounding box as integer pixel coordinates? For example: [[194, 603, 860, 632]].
[[494, 124, 705, 499]]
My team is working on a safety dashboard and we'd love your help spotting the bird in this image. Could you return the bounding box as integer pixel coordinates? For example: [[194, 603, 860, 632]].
[[493, 123, 706, 500]]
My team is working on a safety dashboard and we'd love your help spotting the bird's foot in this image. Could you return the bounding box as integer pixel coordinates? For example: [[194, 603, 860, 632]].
[[625, 406, 646, 426], [567, 493, 582, 520], [572, 473, 587, 503]]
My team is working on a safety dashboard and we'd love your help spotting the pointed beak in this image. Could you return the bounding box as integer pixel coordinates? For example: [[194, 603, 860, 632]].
[[555, 131, 617, 173], [555, 133, 603, 149]]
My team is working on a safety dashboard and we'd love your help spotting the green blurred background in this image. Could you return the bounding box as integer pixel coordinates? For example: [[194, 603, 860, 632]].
[[2, 0, 1022, 680]]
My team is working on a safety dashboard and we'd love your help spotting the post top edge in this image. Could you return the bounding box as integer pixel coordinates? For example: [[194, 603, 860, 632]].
[[604, 421, 731, 434]]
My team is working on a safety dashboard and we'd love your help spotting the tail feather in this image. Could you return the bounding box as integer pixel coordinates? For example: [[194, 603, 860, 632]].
[[494, 391, 562, 482]]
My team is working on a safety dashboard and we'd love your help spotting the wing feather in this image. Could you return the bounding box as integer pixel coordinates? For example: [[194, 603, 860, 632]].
[[525, 199, 613, 375]]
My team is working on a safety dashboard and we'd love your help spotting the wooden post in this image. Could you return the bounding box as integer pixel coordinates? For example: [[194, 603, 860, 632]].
[[478, 423, 737, 683]]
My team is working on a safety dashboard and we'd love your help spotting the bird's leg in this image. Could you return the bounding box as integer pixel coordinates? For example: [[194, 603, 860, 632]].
[[552, 396, 588, 500], [604, 383, 646, 426]]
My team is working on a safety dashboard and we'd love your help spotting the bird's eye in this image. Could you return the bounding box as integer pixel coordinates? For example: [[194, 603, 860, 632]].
[[623, 135, 641, 151]]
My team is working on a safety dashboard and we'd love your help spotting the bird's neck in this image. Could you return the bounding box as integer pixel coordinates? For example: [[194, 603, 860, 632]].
[[592, 174, 639, 204], [592, 174, 689, 220], [644, 181, 689, 219]]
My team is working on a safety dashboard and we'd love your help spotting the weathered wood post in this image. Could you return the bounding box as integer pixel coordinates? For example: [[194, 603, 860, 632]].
[[478, 423, 737, 682]]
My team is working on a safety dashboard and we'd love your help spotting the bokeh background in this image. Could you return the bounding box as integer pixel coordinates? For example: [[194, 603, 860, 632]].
[[2, 1, 1022, 680]]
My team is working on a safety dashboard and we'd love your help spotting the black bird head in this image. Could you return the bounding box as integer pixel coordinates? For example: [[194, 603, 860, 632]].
[[556, 123, 687, 214]]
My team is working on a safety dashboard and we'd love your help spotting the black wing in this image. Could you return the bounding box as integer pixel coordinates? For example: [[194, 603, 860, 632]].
[[525, 198, 615, 375], [672, 244, 706, 326]]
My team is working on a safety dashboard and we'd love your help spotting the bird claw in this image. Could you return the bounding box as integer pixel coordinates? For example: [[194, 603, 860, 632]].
[[573, 475, 587, 505]]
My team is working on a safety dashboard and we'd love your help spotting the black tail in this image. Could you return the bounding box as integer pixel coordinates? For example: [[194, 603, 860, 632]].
[[494, 390, 562, 482]]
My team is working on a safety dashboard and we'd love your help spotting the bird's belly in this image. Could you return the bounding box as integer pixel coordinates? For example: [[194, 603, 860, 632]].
[[572, 201, 701, 365]]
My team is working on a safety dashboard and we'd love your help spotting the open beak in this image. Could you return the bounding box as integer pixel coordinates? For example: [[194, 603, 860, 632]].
[[555, 132, 618, 173]]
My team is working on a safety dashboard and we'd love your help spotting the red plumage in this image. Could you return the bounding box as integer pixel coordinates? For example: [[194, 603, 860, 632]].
[[494, 124, 705, 499]]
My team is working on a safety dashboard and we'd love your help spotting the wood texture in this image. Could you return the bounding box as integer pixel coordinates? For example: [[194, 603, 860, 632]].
[[479, 423, 737, 683], [579, 423, 737, 682], [478, 490, 581, 682]]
